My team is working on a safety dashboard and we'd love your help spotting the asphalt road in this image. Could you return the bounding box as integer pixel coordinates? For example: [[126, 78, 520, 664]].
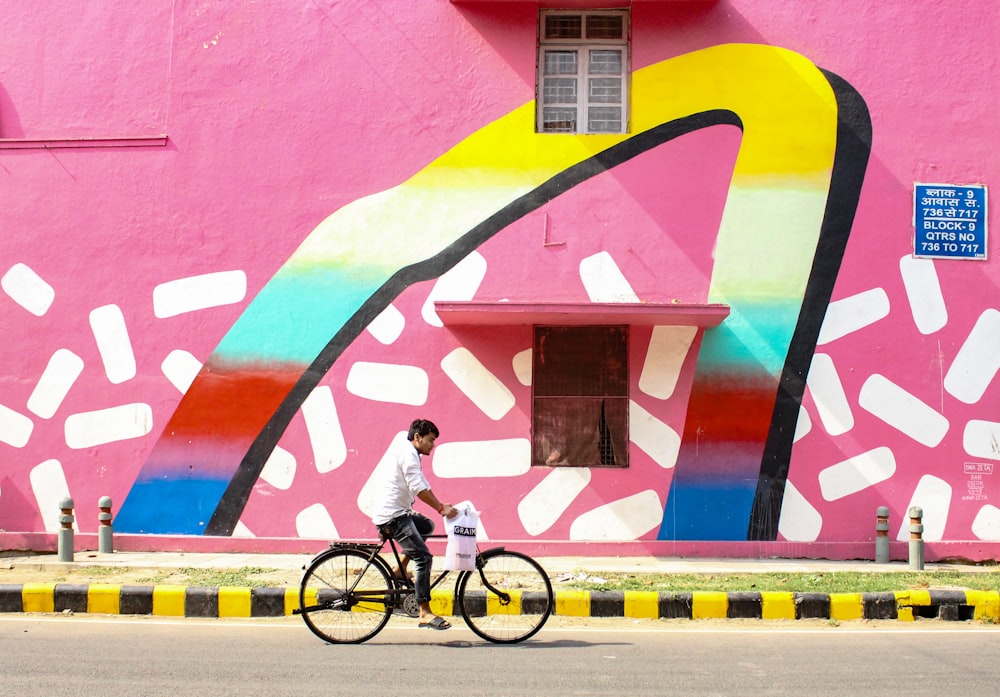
[[3, 615, 999, 697]]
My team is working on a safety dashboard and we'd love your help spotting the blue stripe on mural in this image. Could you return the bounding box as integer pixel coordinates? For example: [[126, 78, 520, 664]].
[[116, 477, 232, 534], [660, 479, 758, 540]]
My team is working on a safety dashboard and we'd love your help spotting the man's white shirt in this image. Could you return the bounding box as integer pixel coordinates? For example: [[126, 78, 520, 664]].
[[370, 438, 431, 525]]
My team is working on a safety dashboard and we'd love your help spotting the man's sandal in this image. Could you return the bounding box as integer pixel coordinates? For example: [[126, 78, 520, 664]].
[[418, 616, 451, 630]]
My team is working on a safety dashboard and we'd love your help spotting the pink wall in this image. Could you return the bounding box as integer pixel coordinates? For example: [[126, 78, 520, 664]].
[[1, 0, 997, 558]]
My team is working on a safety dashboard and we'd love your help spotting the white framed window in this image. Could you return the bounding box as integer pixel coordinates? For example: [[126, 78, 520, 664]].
[[536, 10, 629, 134]]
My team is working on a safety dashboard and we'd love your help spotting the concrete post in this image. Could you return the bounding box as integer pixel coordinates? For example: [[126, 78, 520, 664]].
[[875, 506, 890, 563], [58, 497, 75, 562], [98, 496, 114, 554], [908, 506, 924, 571]]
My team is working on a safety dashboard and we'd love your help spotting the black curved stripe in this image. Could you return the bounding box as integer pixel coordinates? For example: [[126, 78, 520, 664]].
[[746, 70, 872, 541], [206, 109, 743, 534]]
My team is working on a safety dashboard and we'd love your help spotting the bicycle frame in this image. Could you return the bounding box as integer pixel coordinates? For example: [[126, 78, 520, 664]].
[[297, 535, 553, 644], [318, 535, 513, 612]]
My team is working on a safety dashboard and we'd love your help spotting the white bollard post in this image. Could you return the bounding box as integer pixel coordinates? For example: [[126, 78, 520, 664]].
[[908, 506, 924, 571], [98, 496, 114, 554], [58, 497, 75, 562], [875, 506, 890, 563]]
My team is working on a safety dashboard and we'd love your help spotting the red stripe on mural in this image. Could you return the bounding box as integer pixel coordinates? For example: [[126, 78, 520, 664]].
[[682, 377, 778, 444], [162, 362, 304, 439]]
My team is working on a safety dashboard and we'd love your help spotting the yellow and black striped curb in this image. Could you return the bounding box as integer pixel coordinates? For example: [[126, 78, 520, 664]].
[[2, 584, 998, 622]]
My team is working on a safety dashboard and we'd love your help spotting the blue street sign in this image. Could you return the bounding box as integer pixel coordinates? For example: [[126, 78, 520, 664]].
[[914, 183, 988, 260]]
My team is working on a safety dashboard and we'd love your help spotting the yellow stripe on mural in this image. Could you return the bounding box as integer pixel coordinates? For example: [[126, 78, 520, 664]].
[[294, 43, 838, 303]]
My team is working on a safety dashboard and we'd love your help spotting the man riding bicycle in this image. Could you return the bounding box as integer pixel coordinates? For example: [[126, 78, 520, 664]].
[[370, 418, 458, 630]]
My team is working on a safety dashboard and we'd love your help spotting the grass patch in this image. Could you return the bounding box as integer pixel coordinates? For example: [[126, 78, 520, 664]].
[[562, 571, 1000, 594], [134, 573, 172, 584], [175, 567, 281, 588]]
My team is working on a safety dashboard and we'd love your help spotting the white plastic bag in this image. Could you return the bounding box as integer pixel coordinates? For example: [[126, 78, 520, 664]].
[[443, 501, 479, 571]]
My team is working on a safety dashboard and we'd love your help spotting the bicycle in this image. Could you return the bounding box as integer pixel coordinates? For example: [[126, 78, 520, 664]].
[[295, 532, 553, 644]]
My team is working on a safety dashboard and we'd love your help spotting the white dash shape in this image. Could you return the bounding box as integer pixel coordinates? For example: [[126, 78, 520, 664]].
[[90, 305, 136, 384], [27, 349, 84, 419], [778, 480, 822, 542], [963, 420, 1000, 461], [0, 402, 33, 448], [817, 288, 889, 345], [29, 459, 76, 532], [367, 303, 405, 344], [422, 252, 487, 327], [260, 446, 296, 490], [629, 400, 680, 469], [433, 439, 530, 479], [65, 403, 153, 449], [895, 475, 951, 542], [638, 326, 697, 400], [807, 353, 854, 436], [858, 374, 949, 447], [899, 255, 947, 334], [161, 350, 203, 394], [440, 347, 515, 421], [302, 386, 347, 473], [944, 309, 1000, 405], [569, 490, 662, 541], [818, 447, 897, 501], [579, 252, 639, 303], [153, 270, 247, 318], [518, 467, 591, 536], [346, 362, 428, 406], [295, 503, 338, 539], [2, 263, 55, 316]]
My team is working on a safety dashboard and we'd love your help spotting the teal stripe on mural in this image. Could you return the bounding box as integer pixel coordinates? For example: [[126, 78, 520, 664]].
[[695, 300, 802, 375], [213, 265, 389, 364]]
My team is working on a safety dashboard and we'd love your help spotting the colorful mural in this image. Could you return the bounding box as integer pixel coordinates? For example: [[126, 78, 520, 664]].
[[113, 44, 865, 541], [1, 1, 997, 557]]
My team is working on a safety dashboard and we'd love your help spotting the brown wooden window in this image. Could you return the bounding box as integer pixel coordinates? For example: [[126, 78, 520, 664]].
[[532, 325, 628, 467]]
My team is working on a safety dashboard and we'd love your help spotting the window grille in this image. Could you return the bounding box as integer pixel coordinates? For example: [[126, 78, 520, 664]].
[[537, 10, 629, 135], [532, 325, 629, 467]]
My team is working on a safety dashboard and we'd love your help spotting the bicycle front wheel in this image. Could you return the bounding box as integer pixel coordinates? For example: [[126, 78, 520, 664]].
[[299, 548, 393, 644], [456, 549, 553, 643]]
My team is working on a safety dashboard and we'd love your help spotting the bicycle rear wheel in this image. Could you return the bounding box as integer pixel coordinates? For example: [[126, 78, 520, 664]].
[[299, 548, 393, 644], [456, 549, 552, 643]]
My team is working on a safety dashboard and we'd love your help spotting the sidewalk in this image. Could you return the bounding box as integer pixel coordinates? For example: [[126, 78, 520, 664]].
[[3, 549, 990, 574], [1, 550, 997, 623]]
